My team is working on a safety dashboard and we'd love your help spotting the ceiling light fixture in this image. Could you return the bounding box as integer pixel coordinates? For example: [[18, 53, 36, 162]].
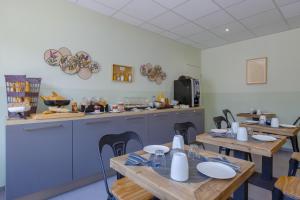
[[225, 28, 230, 32]]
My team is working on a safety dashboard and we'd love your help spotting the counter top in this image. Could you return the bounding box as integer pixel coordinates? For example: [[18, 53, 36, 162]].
[[6, 107, 204, 126]]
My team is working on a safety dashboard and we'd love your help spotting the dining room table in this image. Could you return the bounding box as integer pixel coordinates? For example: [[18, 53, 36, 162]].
[[110, 143, 255, 200], [240, 122, 300, 152], [197, 133, 287, 191], [237, 112, 276, 119]]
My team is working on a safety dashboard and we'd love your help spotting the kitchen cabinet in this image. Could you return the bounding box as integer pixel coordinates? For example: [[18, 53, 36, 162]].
[[147, 112, 174, 145], [73, 117, 124, 180], [121, 115, 148, 151], [6, 121, 73, 200], [6, 108, 205, 199]]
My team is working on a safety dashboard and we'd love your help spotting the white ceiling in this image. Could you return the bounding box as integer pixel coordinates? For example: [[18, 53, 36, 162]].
[[69, 0, 300, 49]]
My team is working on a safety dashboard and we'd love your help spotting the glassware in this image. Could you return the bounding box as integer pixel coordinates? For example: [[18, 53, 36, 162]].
[[188, 144, 199, 160], [151, 150, 166, 168]]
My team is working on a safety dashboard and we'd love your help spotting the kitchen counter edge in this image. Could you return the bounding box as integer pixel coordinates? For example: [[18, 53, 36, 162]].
[[6, 107, 204, 126]]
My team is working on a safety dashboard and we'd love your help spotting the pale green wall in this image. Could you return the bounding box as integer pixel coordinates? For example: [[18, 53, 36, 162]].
[[0, 0, 201, 187], [201, 28, 300, 142]]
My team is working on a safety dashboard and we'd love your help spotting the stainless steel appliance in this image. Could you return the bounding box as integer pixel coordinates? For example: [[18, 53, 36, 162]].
[[174, 78, 200, 107]]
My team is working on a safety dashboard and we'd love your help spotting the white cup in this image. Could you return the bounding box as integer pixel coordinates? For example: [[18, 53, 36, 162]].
[[271, 118, 279, 128], [170, 152, 189, 182], [259, 115, 266, 125], [172, 135, 184, 150], [256, 109, 262, 115], [231, 122, 239, 134], [237, 127, 248, 141]]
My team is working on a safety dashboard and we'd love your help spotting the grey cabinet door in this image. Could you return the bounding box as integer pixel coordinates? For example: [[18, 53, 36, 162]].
[[73, 117, 124, 180], [6, 121, 73, 200], [188, 109, 205, 133], [147, 112, 174, 145], [121, 115, 148, 152]]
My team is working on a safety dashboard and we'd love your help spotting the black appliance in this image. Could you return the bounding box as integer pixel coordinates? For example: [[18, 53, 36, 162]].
[[174, 78, 200, 107]]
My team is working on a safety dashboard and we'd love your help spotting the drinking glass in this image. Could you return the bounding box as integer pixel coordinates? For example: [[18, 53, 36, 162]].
[[188, 144, 199, 160], [151, 150, 167, 168]]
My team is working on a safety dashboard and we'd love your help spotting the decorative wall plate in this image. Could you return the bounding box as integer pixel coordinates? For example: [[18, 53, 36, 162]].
[[140, 63, 167, 85], [78, 67, 92, 80], [58, 47, 72, 57], [44, 49, 62, 66], [59, 55, 80, 74], [44, 47, 101, 80]]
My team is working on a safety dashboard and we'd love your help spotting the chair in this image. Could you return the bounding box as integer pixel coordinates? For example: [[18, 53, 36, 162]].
[[288, 152, 300, 176], [174, 122, 205, 149], [273, 176, 300, 200], [213, 116, 231, 156], [272, 152, 300, 200], [293, 117, 300, 126], [289, 117, 300, 152], [98, 131, 153, 200], [222, 109, 236, 128], [213, 116, 252, 161]]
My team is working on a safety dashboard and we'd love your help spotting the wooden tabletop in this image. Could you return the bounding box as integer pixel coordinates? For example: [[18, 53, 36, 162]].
[[110, 147, 255, 200], [237, 113, 276, 119], [197, 133, 286, 157], [240, 123, 300, 137]]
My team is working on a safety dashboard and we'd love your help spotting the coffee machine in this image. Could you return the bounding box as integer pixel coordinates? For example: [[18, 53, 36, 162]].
[[174, 78, 200, 107]]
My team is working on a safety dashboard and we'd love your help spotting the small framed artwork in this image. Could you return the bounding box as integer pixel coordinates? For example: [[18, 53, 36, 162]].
[[112, 64, 133, 83], [246, 57, 267, 84]]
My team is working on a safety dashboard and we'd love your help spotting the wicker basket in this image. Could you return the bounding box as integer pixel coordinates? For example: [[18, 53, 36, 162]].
[[5, 75, 41, 118]]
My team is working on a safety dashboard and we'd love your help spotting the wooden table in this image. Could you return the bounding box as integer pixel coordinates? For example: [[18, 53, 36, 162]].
[[110, 147, 255, 200], [237, 113, 276, 119], [240, 123, 300, 152], [197, 133, 287, 190]]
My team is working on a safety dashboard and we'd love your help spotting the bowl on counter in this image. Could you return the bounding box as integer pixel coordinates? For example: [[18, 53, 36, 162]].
[[43, 100, 71, 107]]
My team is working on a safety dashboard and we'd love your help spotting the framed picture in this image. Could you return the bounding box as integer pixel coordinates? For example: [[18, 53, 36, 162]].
[[112, 64, 133, 83], [246, 57, 267, 84]]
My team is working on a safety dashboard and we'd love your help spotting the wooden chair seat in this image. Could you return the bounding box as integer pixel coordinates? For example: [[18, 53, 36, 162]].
[[275, 176, 300, 199], [291, 152, 300, 161], [111, 177, 153, 200]]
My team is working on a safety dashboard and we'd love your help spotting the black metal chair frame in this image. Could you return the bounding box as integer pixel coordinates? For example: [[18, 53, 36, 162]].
[[98, 131, 143, 200], [213, 116, 252, 161], [222, 109, 236, 128], [174, 122, 205, 149]]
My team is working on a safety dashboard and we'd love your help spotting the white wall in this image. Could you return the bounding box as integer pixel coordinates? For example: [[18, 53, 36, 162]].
[[0, 0, 201, 187], [201, 28, 300, 139]]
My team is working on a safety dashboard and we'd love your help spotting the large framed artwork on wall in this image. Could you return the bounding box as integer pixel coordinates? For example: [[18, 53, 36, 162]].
[[246, 57, 267, 84]]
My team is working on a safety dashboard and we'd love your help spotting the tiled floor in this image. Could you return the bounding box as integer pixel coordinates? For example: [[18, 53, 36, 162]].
[[0, 145, 297, 200]]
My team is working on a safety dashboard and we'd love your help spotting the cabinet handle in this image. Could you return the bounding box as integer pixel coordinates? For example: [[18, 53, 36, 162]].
[[24, 124, 63, 132], [126, 116, 145, 120], [86, 120, 111, 125]]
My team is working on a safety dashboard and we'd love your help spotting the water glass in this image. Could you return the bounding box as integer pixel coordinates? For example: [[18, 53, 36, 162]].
[[151, 150, 167, 168], [188, 144, 199, 160]]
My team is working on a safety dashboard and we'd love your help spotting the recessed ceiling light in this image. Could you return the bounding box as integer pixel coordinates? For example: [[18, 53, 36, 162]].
[[225, 28, 230, 32]]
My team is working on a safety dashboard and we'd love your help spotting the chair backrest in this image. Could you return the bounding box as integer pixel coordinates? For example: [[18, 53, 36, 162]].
[[98, 131, 143, 198], [222, 109, 236, 128], [293, 117, 300, 126], [174, 122, 197, 145], [213, 116, 229, 129]]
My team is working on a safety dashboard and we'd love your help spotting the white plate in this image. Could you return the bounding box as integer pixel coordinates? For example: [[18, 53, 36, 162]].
[[196, 162, 236, 179], [243, 120, 259, 124], [252, 134, 277, 142], [143, 145, 170, 154], [210, 129, 227, 133], [279, 124, 296, 128]]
